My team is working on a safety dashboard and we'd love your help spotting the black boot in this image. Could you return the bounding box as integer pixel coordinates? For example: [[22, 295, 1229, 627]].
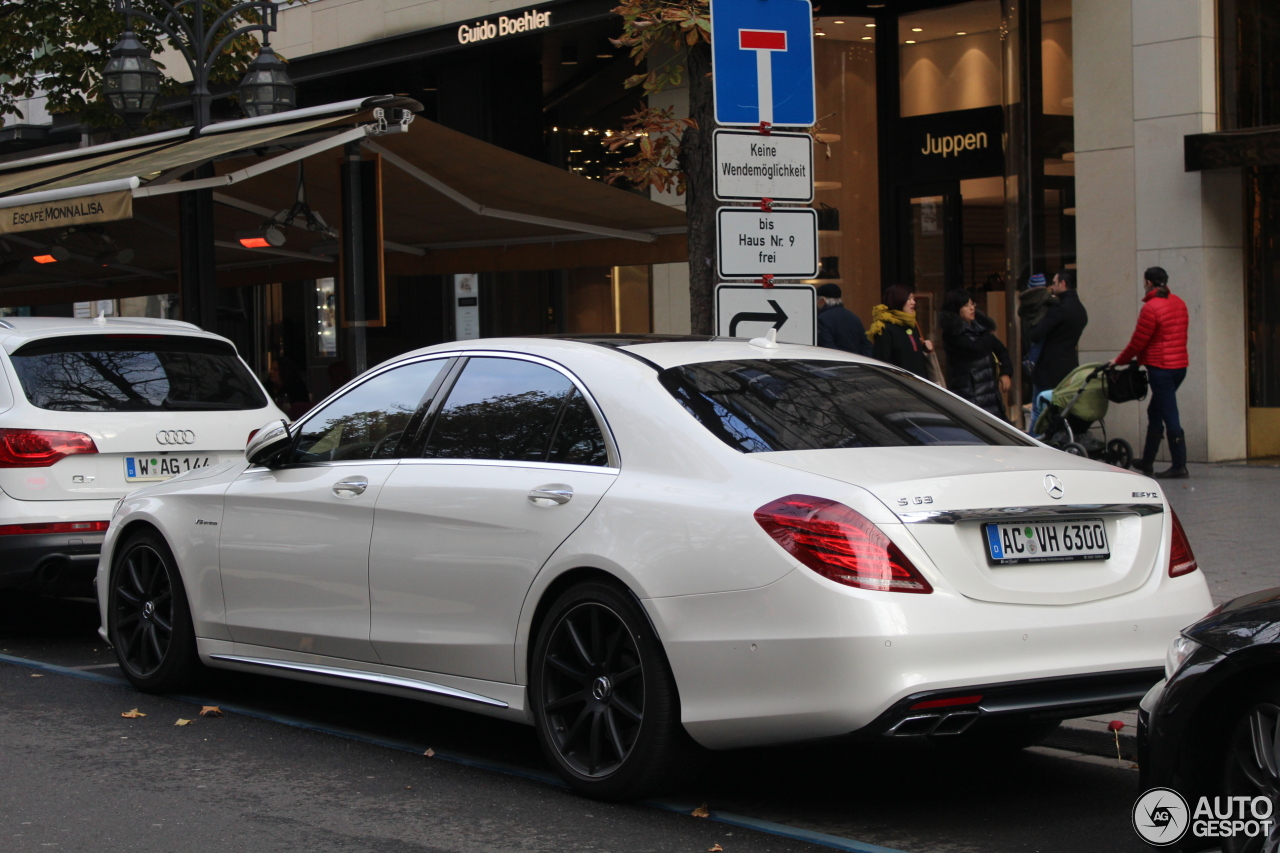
[[1155, 429, 1189, 479], [1134, 428, 1162, 475]]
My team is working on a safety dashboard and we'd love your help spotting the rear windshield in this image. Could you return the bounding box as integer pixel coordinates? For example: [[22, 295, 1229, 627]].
[[9, 334, 268, 412], [659, 359, 1034, 451]]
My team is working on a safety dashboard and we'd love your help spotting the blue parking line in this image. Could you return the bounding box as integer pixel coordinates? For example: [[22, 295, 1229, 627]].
[[1, 651, 913, 853]]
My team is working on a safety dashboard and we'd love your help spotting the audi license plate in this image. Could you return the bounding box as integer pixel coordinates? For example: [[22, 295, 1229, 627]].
[[125, 454, 214, 482], [983, 518, 1110, 565]]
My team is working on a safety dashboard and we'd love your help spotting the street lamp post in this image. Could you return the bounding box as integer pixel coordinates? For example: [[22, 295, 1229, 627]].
[[105, 0, 297, 330]]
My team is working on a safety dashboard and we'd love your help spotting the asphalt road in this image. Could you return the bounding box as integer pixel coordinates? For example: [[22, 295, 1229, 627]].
[[0, 591, 1152, 853]]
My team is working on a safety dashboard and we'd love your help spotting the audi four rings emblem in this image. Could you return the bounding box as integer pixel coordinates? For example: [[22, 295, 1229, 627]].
[[156, 430, 196, 445], [1044, 474, 1065, 500]]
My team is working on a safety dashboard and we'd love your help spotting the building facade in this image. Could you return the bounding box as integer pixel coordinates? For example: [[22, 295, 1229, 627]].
[[1, 0, 1274, 461]]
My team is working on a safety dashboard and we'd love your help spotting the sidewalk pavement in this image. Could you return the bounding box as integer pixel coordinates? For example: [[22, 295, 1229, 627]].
[[1051, 461, 1280, 758]]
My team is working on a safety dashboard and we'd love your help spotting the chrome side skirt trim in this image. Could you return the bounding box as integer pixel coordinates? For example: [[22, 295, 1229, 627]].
[[898, 503, 1164, 524], [207, 654, 509, 708]]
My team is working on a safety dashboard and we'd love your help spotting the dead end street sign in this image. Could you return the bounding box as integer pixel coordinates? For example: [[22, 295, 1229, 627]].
[[715, 283, 816, 345]]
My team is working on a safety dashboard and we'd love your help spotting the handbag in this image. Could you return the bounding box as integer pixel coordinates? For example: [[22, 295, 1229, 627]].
[[1104, 363, 1149, 403], [925, 350, 946, 389]]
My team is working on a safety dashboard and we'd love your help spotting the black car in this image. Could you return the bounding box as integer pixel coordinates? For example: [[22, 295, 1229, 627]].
[[1138, 587, 1280, 852]]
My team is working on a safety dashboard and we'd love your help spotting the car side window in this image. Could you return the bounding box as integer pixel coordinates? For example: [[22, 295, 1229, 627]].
[[292, 359, 446, 463], [424, 357, 584, 462], [548, 388, 609, 467]]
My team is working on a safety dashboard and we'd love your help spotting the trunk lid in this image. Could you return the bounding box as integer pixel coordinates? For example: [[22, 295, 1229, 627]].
[[761, 446, 1165, 605], [0, 410, 273, 501]]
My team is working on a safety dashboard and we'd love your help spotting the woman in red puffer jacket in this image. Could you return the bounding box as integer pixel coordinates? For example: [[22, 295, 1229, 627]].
[[1110, 266, 1190, 478]]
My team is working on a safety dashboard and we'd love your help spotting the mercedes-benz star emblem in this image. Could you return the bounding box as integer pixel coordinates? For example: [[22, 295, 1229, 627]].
[[1044, 474, 1065, 500], [156, 429, 196, 446]]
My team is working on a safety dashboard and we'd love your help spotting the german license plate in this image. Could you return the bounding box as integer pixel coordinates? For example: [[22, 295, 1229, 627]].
[[125, 454, 214, 482], [983, 518, 1110, 564]]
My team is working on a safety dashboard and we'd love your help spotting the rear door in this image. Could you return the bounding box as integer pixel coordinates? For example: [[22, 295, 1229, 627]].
[[369, 355, 617, 683], [219, 357, 450, 661]]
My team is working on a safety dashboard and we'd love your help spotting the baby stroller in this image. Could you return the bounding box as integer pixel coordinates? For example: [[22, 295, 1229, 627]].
[[1033, 362, 1144, 467]]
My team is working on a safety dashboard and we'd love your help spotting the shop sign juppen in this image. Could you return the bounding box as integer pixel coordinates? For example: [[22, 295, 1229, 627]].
[[0, 190, 133, 235], [457, 9, 551, 44]]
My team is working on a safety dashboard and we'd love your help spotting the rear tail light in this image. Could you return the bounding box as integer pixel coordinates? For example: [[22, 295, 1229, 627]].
[[0, 521, 109, 536], [0, 429, 98, 468], [1168, 509, 1198, 577], [754, 495, 933, 593]]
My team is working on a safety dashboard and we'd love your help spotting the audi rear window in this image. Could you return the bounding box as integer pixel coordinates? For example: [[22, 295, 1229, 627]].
[[659, 359, 1035, 452], [9, 334, 268, 412]]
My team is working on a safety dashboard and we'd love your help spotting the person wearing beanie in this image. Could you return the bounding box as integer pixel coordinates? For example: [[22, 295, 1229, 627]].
[[1018, 273, 1057, 378], [815, 283, 873, 357], [1109, 266, 1191, 478], [1027, 268, 1088, 397]]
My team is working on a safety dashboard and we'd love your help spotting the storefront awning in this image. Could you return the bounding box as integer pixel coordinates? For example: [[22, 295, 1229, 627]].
[[1185, 125, 1280, 171], [0, 98, 686, 306]]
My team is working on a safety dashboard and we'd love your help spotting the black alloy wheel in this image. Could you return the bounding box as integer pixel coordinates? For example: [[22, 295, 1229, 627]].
[[542, 602, 644, 777], [531, 581, 699, 799], [1222, 700, 1280, 853], [109, 531, 200, 692]]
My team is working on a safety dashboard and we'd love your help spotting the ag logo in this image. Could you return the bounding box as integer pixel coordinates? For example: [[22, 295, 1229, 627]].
[[1133, 787, 1190, 846]]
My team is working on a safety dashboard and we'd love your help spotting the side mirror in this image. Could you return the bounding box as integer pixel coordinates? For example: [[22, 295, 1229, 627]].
[[245, 420, 291, 467]]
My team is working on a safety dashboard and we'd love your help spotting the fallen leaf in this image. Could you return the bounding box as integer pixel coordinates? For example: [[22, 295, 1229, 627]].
[[691, 803, 710, 818], [708, 846, 724, 852], [198, 706, 223, 718], [174, 718, 193, 726], [29, 673, 43, 678], [423, 748, 435, 757], [120, 709, 146, 719]]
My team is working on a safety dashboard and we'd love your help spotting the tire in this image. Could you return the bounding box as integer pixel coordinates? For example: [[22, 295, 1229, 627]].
[[1063, 442, 1088, 457], [1221, 693, 1280, 853], [107, 529, 202, 693], [530, 580, 699, 800], [1106, 438, 1134, 469]]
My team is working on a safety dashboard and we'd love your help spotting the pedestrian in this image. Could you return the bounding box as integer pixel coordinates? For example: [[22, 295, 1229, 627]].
[[1017, 273, 1057, 377], [1026, 269, 1088, 398], [1109, 266, 1190, 478], [815, 283, 873, 356], [868, 284, 932, 378], [939, 289, 1012, 419]]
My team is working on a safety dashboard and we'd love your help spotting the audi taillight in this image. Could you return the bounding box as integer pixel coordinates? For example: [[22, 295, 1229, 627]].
[[0, 429, 98, 468], [754, 495, 933, 593], [0, 521, 109, 536], [1169, 509, 1199, 577]]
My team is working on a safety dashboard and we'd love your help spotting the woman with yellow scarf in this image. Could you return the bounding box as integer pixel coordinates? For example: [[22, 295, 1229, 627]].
[[867, 284, 932, 378]]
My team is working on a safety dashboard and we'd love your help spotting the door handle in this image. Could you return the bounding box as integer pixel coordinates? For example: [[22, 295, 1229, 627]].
[[528, 486, 573, 507], [333, 476, 369, 497]]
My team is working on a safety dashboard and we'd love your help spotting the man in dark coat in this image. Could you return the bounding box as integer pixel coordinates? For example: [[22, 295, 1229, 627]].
[[1026, 269, 1088, 395], [815, 284, 872, 356]]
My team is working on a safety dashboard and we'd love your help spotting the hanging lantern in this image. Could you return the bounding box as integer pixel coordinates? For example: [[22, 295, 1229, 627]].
[[102, 29, 161, 126], [237, 45, 296, 118]]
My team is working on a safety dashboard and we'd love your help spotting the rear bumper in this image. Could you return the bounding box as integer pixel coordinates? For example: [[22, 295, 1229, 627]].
[[858, 667, 1163, 738], [645, 564, 1212, 750], [0, 492, 117, 592]]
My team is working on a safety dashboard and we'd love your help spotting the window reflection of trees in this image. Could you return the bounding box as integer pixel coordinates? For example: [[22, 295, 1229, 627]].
[[297, 404, 417, 461], [428, 390, 568, 462], [661, 360, 1031, 452], [548, 390, 609, 466], [12, 350, 264, 411]]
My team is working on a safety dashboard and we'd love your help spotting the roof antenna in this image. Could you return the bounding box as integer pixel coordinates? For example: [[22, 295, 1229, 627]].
[[93, 310, 107, 326], [749, 327, 780, 350]]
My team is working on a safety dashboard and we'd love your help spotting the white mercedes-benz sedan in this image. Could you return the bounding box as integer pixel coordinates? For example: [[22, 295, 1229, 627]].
[[97, 335, 1212, 799]]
